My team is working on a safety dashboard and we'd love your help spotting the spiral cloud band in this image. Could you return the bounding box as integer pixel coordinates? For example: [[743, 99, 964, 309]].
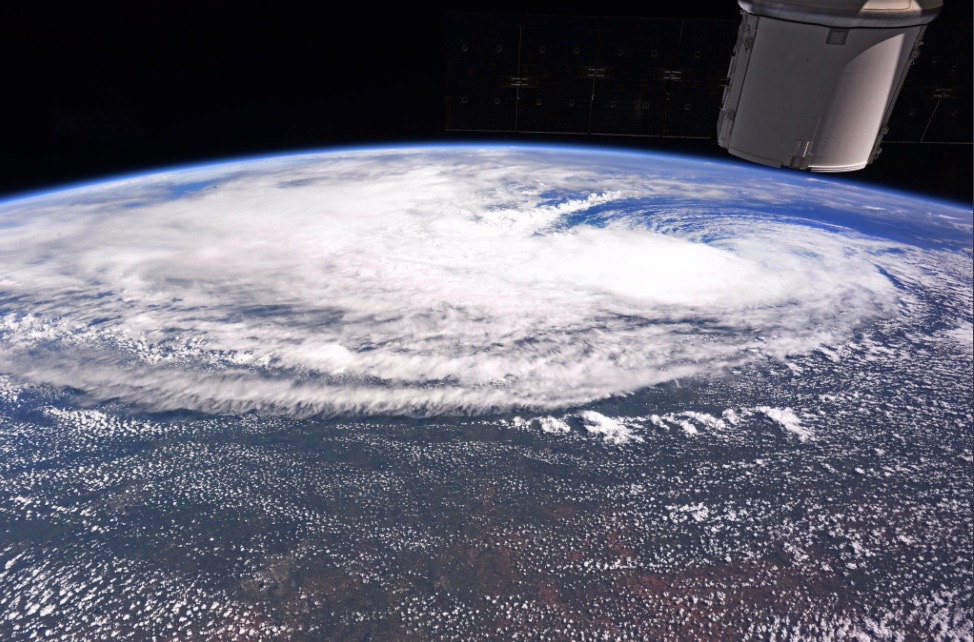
[[0, 146, 966, 416]]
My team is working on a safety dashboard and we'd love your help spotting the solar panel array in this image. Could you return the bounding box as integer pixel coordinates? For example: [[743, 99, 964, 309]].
[[444, 13, 972, 145], [884, 22, 972, 144]]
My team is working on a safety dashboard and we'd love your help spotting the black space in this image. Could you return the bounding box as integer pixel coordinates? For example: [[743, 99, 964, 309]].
[[1, 3, 970, 205]]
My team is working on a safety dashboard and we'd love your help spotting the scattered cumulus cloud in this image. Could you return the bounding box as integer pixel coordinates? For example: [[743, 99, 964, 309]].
[[750, 406, 813, 442], [577, 411, 643, 445]]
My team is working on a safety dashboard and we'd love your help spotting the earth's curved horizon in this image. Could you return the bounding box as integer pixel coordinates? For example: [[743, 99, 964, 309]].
[[0, 144, 971, 641]]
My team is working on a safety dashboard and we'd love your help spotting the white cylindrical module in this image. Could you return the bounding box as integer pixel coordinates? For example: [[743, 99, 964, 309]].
[[717, 0, 942, 172]]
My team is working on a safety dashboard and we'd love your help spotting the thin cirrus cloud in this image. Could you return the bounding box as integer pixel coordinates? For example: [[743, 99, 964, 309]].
[[0, 146, 966, 417]]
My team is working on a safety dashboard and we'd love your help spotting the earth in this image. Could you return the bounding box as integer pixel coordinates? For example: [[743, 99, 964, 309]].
[[0, 144, 971, 641]]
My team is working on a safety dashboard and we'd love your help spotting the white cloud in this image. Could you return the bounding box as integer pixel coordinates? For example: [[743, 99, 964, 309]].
[[538, 416, 571, 434], [750, 406, 813, 442], [576, 411, 642, 445], [943, 322, 973, 353], [0, 146, 968, 417]]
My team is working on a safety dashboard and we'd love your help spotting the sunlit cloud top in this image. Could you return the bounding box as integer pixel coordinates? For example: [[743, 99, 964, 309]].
[[0, 146, 970, 416]]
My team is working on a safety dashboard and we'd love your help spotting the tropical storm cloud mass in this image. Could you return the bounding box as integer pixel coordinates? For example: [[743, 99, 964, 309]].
[[0, 146, 968, 417], [1, 146, 972, 641]]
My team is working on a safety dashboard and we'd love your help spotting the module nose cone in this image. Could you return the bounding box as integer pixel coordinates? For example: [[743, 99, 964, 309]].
[[717, 0, 941, 172]]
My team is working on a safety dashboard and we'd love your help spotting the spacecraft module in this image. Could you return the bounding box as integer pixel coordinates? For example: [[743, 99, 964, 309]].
[[717, 0, 943, 172]]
